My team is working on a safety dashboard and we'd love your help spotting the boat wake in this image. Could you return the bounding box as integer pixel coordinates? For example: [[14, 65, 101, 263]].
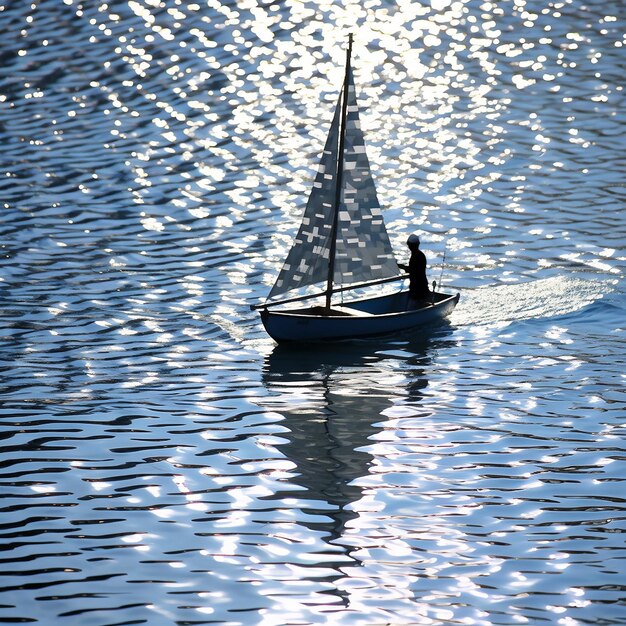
[[450, 276, 615, 327]]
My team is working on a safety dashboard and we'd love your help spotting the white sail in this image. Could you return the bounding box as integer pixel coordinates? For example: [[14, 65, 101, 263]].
[[268, 101, 341, 299], [268, 67, 400, 301]]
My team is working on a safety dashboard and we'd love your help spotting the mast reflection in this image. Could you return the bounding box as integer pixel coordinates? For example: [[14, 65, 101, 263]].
[[261, 333, 454, 541]]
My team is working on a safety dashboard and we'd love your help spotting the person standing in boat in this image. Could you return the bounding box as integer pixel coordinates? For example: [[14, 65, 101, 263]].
[[398, 234, 431, 308]]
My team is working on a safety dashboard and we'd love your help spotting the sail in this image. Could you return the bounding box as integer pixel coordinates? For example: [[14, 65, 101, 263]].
[[268, 101, 341, 299], [268, 67, 400, 300]]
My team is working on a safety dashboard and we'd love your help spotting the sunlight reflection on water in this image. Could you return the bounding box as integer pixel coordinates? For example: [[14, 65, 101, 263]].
[[0, 0, 625, 624]]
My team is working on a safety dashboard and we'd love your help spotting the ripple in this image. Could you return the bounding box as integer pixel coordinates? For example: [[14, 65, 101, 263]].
[[1, 0, 625, 624]]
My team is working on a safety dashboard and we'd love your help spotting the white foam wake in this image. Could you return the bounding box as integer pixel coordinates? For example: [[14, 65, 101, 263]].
[[450, 276, 614, 326]]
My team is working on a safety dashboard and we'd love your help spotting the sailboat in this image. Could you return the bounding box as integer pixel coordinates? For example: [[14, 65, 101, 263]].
[[252, 35, 459, 343]]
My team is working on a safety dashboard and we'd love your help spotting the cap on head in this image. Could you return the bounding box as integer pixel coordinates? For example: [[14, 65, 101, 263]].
[[407, 233, 420, 247]]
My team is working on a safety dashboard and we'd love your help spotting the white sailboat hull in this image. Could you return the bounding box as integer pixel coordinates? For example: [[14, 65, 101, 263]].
[[261, 290, 459, 343]]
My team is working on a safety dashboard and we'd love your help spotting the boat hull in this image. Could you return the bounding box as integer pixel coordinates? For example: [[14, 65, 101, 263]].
[[260, 290, 460, 343]]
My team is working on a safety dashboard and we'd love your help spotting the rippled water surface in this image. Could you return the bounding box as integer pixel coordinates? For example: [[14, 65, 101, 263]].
[[1, 1, 625, 624]]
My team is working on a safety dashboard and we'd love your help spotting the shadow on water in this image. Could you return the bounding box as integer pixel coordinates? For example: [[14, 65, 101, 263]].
[[259, 329, 457, 543]]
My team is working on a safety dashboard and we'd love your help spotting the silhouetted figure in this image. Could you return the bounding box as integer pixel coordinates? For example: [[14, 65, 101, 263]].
[[398, 233, 430, 309]]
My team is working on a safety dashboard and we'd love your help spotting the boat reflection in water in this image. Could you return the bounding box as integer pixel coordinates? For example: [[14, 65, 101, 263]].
[[259, 331, 455, 544]]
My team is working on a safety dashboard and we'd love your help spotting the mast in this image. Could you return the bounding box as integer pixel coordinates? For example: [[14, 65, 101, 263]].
[[324, 33, 353, 310]]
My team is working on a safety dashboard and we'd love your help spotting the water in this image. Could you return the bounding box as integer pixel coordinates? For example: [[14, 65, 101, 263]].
[[1, 0, 625, 624]]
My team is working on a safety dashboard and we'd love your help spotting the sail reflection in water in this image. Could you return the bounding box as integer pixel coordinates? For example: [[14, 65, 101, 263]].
[[257, 336, 448, 605]]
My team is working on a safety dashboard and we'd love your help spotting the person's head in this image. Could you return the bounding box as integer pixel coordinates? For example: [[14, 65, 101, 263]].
[[407, 233, 420, 250]]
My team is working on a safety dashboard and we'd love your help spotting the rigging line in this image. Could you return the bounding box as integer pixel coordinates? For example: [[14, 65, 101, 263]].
[[438, 240, 447, 288]]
